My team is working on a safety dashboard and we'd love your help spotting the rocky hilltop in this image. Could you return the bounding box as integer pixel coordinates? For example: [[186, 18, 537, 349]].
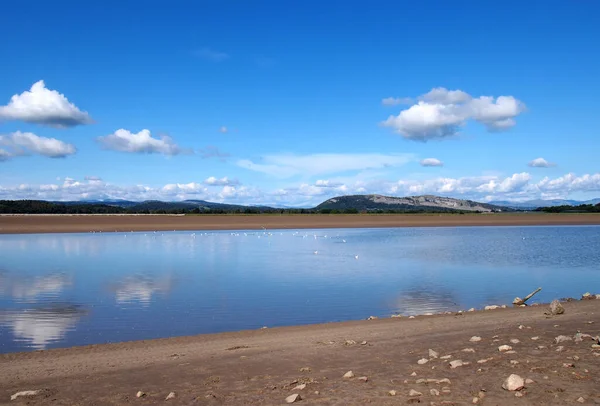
[[316, 194, 510, 213]]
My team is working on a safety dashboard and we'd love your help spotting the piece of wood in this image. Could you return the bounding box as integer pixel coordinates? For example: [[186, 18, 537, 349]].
[[522, 287, 542, 303]]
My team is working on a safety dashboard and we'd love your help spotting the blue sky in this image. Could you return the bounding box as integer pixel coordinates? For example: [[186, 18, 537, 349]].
[[1, 0, 599, 206]]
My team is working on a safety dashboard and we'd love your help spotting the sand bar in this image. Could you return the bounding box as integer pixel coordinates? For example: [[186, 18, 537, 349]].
[[1, 300, 599, 404], [1, 213, 600, 234]]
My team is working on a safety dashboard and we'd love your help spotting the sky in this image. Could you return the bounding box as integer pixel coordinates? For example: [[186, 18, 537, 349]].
[[1, 0, 599, 207]]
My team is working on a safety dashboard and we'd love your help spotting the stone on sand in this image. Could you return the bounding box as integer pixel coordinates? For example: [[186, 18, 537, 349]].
[[10, 391, 39, 401], [388, 390, 397, 396], [469, 336, 482, 342], [555, 335, 572, 344], [409, 389, 422, 396], [577, 397, 585, 403], [417, 358, 429, 365], [293, 384, 306, 390], [429, 349, 439, 358], [430, 389, 440, 396], [502, 374, 525, 391], [449, 360, 464, 369], [165, 392, 176, 400], [484, 305, 500, 310], [549, 299, 565, 315], [136, 391, 146, 398], [358, 376, 368, 382], [286, 394, 301, 403], [498, 345, 512, 352], [343, 371, 355, 378]]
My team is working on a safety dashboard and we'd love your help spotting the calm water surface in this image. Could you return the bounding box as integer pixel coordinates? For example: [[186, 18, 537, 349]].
[[1, 226, 599, 353]]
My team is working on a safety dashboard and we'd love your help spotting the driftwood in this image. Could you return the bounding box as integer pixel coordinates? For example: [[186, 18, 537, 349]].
[[513, 287, 542, 306]]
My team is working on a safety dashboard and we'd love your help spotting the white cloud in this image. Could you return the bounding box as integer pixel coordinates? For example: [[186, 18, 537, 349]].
[[219, 126, 228, 133], [528, 157, 556, 168], [381, 87, 526, 141], [111, 275, 172, 306], [97, 129, 184, 155], [2, 172, 600, 207], [237, 153, 416, 178], [420, 158, 444, 167], [0, 131, 76, 159], [0, 80, 93, 128], [193, 47, 230, 62], [203, 176, 239, 186], [382, 97, 413, 106]]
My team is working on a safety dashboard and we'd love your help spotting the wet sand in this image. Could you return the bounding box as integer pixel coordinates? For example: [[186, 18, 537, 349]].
[[1, 300, 599, 405], [1, 213, 600, 234]]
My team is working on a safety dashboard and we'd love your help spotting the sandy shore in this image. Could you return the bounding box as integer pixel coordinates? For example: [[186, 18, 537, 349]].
[[1, 300, 599, 404], [1, 213, 600, 234]]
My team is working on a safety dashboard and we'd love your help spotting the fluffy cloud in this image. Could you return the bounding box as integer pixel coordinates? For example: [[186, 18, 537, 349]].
[[528, 157, 556, 168], [2, 172, 600, 206], [219, 126, 228, 133], [0, 80, 93, 128], [203, 176, 239, 186], [420, 158, 444, 167], [97, 129, 184, 155], [0, 131, 76, 159], [381, 97, 413, 106], [381, 87, 526, 141], [193, 47, 230, 62], [237, 153, 416, 178]]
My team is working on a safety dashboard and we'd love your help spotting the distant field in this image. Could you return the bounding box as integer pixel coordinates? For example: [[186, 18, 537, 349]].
[[1, 213, 600, 234]]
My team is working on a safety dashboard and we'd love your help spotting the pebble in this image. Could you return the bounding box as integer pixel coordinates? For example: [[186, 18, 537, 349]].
[[555, 335, 572, 344], [562, 363, 574, 368], [440, 355, 452, 360], [498, 345, 513, 352], [437, 378, 451, 384], [485, 305, 500, 310], [360, 341, 368, 345], [409, 389, 423, 396], [515, 391, 524, 398], [502, 374, 525, 391], [429, 349, 439, 359], [549, 300, 565, 315], [418, 358, 429, 365], [449, 360, 464, 368], [525, 378, 534, 384], [510, 339, 520, 344], [293, 384, 306, 390], [468, 308, 476, 312], [430, 389, 440, 396], [314, 391, 319, 395], [505, 350, 517, 354], [388, 390, 397, 396], [391, 314, 402, 318], [577, 397, 585, 403], [531, 336, 540, 340], [165, 392, 176, 400], [473, 397, 480, 404], [409, 316, 415, 319], [416, 379, 426, 384], [477, 358, 492, 364], [10, 391, 39, 401], [343, 371, 355, 378], [462, 348, 476, 353], [410, 372, 417, 376], [470, 336, 482, 342], [442, 387, 451, 394], [286, 394, 301, 403], [345, 340, 357, 345], [367, 316, 378, 320], [299, 367, 311, 372], [358, 376, 368, 382], [556, 346, 565, 352], [136, 391, 146, 398], [510, 360, 519, 365]]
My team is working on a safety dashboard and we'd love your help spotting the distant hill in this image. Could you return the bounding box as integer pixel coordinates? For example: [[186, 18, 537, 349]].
[[490, 198, 600, 209], [315, 194, 512, 213]]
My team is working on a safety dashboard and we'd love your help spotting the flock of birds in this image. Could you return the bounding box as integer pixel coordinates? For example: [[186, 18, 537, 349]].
[[89, 228, 361, 259]]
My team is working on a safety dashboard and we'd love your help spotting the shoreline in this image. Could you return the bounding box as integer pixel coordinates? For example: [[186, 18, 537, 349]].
[[2, 213, 600, 234], [2, 299, 599, 404]]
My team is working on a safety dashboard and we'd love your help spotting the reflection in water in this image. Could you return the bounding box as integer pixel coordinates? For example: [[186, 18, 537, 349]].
[[111, 275, 173, 306], [0, 305, 86, 350], [392, 286, 460, 316], [5, 273, 72, 302]]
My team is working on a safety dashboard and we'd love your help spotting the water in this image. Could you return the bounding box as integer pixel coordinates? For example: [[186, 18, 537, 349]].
[[1, 226, 599, 353]]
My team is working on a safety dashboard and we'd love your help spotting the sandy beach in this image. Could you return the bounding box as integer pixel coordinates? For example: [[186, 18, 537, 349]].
[[1, 300, 599, 405], [1, 213, 600, 234]]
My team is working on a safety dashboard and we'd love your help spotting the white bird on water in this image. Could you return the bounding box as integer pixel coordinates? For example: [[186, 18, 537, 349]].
[[354, 255, 359, 260]]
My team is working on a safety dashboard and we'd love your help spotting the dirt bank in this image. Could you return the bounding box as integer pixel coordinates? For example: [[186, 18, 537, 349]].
[[1, 213, 600, 234], [1, 300, 599, 405]]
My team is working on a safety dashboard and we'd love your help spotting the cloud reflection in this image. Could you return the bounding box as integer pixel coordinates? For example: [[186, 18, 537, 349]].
[[7, 273, 72, 302], [0, 305, 86, 350], [391, 285, 460, 316], [111, 275, 174, 306]]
